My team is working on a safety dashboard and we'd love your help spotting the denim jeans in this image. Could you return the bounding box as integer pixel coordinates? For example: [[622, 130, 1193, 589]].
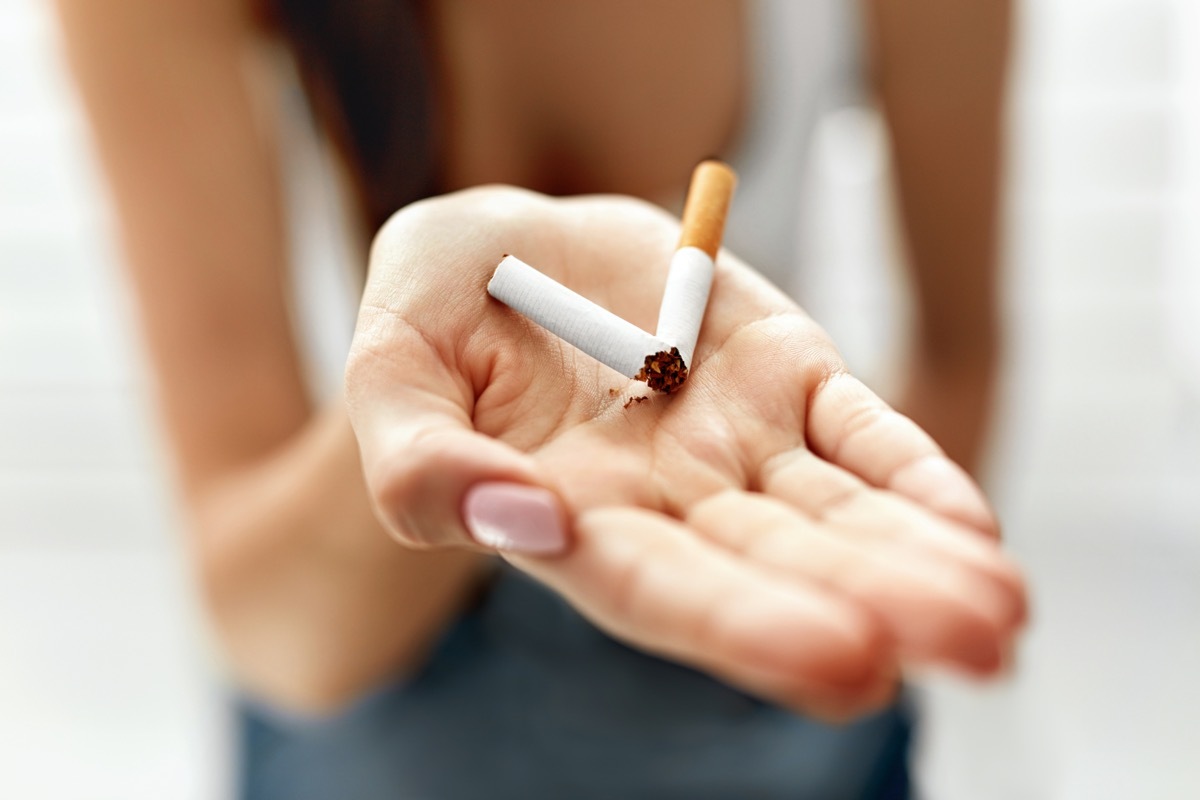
[[239, 564, 913, 800]]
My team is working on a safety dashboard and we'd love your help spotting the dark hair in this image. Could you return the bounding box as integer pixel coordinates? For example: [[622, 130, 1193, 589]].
[[254, 0, 441, 236]]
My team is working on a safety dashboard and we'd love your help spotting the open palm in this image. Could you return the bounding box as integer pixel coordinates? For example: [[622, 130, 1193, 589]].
[[348, 186, 1025, 719]]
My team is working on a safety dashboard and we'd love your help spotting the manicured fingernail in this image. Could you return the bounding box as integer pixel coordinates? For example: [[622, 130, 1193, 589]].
[[463, 483, 567, 555], [890, 456, 997, 536]]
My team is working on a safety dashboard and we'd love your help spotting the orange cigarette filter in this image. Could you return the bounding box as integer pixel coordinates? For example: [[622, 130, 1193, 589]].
[[677, 160, 738, 259]]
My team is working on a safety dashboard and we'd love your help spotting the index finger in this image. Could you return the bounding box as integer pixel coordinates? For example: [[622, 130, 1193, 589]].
[[806, 372, 999, 537]]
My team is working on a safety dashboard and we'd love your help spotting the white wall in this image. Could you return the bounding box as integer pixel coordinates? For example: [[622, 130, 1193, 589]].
[[0, 3, 230, 798], [915, 1, 1200, 797]]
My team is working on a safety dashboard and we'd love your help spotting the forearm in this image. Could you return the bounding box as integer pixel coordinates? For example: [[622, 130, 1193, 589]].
[[896, 342, 998, 474], [194, 401, 483, 712], [56, 0, 482, 712], [864, 0, 1011, 473]]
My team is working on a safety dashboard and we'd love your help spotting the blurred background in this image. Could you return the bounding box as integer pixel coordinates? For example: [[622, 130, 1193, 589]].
[[1, 0, 1197, 797]]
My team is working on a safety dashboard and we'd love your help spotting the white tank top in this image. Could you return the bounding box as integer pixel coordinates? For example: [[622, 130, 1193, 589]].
[[723, 0, 862, 291], [285, 0, 863, 401]]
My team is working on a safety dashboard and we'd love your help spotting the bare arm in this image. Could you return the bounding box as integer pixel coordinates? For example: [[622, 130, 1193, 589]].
[[864, 0, 1011, 472], [54, 0, 481, 711]]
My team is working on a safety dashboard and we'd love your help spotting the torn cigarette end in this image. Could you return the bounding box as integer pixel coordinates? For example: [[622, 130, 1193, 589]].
[[635, 347, 689, 394], [676, 160, 737, 259]]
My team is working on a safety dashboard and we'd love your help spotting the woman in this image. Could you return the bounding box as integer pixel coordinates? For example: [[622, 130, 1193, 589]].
[[55, 0, 1021, 797]]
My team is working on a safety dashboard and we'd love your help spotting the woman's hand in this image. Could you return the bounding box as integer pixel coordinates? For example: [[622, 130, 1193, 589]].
[[347, 186, 1026, 720]]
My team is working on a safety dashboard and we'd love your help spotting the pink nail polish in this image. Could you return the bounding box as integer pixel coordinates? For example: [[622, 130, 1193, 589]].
[[463, 483, 568, 555]]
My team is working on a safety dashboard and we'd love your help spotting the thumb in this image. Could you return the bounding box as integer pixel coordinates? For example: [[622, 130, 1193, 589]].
[[346, 251, 568, 555], [356, 408, 569, 555]]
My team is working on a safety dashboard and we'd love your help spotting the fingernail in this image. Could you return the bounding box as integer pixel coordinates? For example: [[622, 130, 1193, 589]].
[[463, 483, 568, 555], [890, 456, 998, 536]]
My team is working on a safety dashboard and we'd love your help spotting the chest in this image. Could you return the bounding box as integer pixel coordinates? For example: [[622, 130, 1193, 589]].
[[428, 0, 749, 200]]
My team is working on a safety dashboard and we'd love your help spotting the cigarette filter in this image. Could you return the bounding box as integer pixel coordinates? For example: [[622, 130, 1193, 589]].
[[487, 160, 737, 394]]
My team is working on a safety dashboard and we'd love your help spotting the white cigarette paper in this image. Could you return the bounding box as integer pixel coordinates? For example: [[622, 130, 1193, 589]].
[[488, 255, 673, 379], [654, 245, 714, 368], [487, 162, 732, 392]]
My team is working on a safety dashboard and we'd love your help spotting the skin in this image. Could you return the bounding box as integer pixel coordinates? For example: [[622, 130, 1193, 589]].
[[352, 187, 1024, 719], [864, 0, 1011, 469], [53, 0, 1018, 715]]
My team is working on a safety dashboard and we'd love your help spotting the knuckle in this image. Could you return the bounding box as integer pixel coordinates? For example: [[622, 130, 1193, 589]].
[[369, 201, 425, 259], [365, 439, 439, 547], [686, 487, 744, 522], [366, 426, 476, 550], [949, 553, 1029, 633], [839, 619, 891, 689], [842, 616, 891, 679], [342, 334, 380, 405], [804, 609, 890, 692], [986, 563, 1030, 629]]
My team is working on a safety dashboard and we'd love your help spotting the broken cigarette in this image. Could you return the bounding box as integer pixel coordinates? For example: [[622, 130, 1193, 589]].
[[487, 254, 675, 380], [656, 160, 736, 368], [487, 160, 737, 394]]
